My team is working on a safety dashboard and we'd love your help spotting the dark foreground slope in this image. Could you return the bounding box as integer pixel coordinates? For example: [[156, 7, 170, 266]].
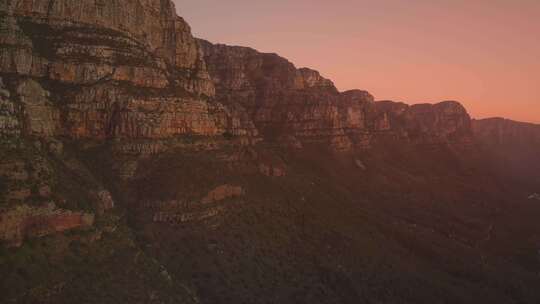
[[1, 1, 540, 303]]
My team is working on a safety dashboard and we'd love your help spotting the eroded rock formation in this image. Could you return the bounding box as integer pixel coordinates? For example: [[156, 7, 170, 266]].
[[0, 0, 257, 141], [199, 39, 474, 150], [0, 203, 94, 247], [0, 0, 490, 249], [1, 1, 540, 303]]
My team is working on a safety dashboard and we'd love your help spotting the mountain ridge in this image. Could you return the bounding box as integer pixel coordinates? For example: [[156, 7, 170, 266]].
[[1, 1, 540, 303]]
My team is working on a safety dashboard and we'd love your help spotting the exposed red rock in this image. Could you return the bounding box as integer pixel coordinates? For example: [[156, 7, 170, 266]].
[[0, 0, 257, 140], [0, 204, 94, 247], [200, 185, 244, 204], [1, 1, 540, 303], [199, 40, 474, 150]]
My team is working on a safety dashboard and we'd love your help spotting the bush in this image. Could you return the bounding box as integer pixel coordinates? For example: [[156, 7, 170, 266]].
[[223, 132, 234, 140]]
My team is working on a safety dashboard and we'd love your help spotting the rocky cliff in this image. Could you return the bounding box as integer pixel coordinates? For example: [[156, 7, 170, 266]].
[[0, 0, 475, 149], [1, 1, 540, 304], [473, 118, 540, 187], [0, 0, 478, 247], [0, 0, 259, 141], [199, 39, 474, 150], [473, 118, 540, 147]]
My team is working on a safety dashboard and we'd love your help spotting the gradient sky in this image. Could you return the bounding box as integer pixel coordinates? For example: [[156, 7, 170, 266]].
[[174, 0, 540, 123]]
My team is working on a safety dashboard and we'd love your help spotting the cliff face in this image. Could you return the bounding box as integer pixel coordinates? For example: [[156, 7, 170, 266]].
[[0, 0, 260, 140], [199, 39, 473, 150], [0, 0, 474, 148], [2, 1, 540, 304], [473, 118, 540, 147], [0, 0, 235, 249], [1, 0, 212, 91], [473, 118, 540, 186]]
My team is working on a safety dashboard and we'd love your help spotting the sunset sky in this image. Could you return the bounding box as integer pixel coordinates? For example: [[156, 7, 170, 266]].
[[175, 0, 540, 123]]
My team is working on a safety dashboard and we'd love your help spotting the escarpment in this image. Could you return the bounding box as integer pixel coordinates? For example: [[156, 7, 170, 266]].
[[0, 0, 479, 246], [473, 118, 540, 147], [2, 1, 540, 304], [0, 0, 524, 260], [0, 0, 258, 140], [0, 0, 475, 150], [198, 39, 474, 150], [473, 118, 540, 186]]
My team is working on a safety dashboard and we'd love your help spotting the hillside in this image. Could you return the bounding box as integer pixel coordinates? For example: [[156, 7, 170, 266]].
[[1, 1, 540, 303]]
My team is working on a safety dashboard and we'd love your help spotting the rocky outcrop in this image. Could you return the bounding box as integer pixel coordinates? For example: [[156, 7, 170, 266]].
[[259, 163, 287, 177], [198, 39, 374, 149], [0, 149, 55, 204], [94, 190, 115, 214], [153, 206, 226, 225], [473, 118, 540, 147], [17, 79, 60, 137], [199, 39, 474, 150], [200, 185, 244, 204], [0, 203, 94, 247], [1, 0, 213, 93], [0, 0, 257, 140], [2, 2, 540, 303], [149, 185, 244, 225], [371, 100, 474, 145], [0, 0, 475, 148], [0, 77, 20, 137], [0, 0, 509, 251]]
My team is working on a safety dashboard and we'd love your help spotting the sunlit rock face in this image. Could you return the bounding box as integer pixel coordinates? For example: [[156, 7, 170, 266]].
[[0, 0, 475, 149], [2, 1, 540, 304], [0, 0, 261, 251], [1, 0, 212, 90], [199, 39, 474, 150], [0, 0, 259, 140], [371, 100, 474, 145], [0, 0, 477, 250], [198, 39, 373, 150]]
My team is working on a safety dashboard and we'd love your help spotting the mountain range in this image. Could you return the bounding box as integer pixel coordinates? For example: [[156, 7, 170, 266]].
[[1, 1, 539, 303]]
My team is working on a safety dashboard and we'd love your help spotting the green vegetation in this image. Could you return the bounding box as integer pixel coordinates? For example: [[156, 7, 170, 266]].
[[1, 138, 540, 304], [222, 131, 234, 140], [0, 213, 197, 304]]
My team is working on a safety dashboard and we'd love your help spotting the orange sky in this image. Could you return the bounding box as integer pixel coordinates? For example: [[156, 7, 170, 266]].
[[175, 0, 540, 123]]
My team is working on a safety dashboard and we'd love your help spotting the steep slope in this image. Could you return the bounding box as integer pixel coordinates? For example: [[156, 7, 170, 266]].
[[0, 0, 230, 302], [473, 118, 540, 189], [199, 39, 474, 150], [1, 1, 540, 304]]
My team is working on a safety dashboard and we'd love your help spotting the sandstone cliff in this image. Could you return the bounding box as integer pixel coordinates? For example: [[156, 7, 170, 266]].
[[199, 39, 474, 150], [0, 0, 258, 140], [1, 1, 540, 303], [0, 0, 475, 149], [0, 0, 496, 249]]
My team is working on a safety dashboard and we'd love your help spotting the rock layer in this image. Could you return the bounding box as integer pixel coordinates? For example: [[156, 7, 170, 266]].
[[199, 40, 474, 149], [0, 203, 94, 247], [0, 0, 475, 148], [1, 1, 540, 304], [0, 0, 257, 140]]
